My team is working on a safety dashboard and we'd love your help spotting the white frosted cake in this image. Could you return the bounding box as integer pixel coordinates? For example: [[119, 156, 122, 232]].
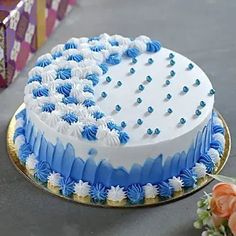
[[14, 34, 225, 205]]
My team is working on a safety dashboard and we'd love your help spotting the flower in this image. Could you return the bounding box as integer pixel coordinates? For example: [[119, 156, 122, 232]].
[[211, 183, 236, 219], [229, 212, 236, 236]]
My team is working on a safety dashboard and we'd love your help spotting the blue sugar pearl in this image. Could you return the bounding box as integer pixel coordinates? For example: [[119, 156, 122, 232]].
[[148, 58, 154, 64], [200, 101, 206, 107], [121, 121, 126, 128], [101, 91, 107, 98], [180, 118, 186, 124], [117, 81, 122, 87], [148, 106, 154, 113], [146, 75, 152, 83], [195, 79, 200, 86], [169, 53, 174, 59], [147, 128, 153, 135], [166, 93, 172, 100], [183, 86, 189, 93], [167, 108, 173, 114], [209, 88, 215, 95], [115, 105, 121, 112], [137, 97, 142, 104], [132, 58, 137, 64], [165, 80, 170, 86], [170, 70, 175, 77], [188, 63, 194, 70], [195, 109, 201, 116], [106, 76, 112, 83], [139, 84, 144, 91], [154, 128, 160, 135], [130, 68, 135, 74], [137, 119, 143, 125], [170, 59, 175, 66]]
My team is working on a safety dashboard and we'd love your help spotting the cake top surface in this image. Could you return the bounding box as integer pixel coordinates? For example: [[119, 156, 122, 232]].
[[24, 34, 215, 147]]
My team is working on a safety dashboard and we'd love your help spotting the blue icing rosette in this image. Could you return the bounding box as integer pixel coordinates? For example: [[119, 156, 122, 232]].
[[199, 153, 215, 173], [90, 183, 107, 202], [56, 68, 72, 80], [82, 125, 98, 141], [62, 113, 78, 125], [146, 40, 161, 52], [180, 169, 197, 188], [127, 184, 144, 204], [14, 127, 25, 142], [119, 132, 130, 144], [19, 143, 32, 164], [42, 103, 55, 113], [59, 177, 75, 197], [34, 161, 51, 183], [67, 54, 83, 63], [158, 182, 173, 198]]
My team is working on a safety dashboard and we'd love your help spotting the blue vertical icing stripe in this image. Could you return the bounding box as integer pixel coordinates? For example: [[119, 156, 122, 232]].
[[33, 132, 42, 158], [82, 158, 97, 184], [186, 143, 195, 169], [94, 160, 113, 187], [110, 167, 129, 188], [61, 144, 75, 177], [46, 143, 54, 166], [70, 158, 85, 181], [38, 136, 47, 162], [52, 140, 65, 173], [163, 156, 172, 180], [170, 153, 181, 177], [25, 121, 33, 143], [128, 164, 142, 185], [149, 155, 163, 183], [140, 158, 155, 184]]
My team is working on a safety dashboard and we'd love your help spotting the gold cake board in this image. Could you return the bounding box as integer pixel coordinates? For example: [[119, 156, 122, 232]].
[[7, 104, 231, 208]]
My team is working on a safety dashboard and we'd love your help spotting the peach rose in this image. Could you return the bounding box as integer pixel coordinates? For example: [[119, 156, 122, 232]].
[[211, 183, 236, 219], [229, 212, 236, 236]]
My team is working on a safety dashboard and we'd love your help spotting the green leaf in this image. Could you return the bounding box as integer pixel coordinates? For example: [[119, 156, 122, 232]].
[[209, 174, 236, 184]]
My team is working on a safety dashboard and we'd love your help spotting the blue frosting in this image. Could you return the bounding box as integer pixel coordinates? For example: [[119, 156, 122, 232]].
[[83, 99, 95, 108], [99, 63, 108, 74], [158, 182, 173, 198], [88, 148, 97, 156], [64, 42, 77, 50], [27, 75, 42, 84], [14, 127, 25, 142], [62, 113, 78, 125], [42, 103, 55, 113], [86, 74, 99, 86], [62, 96, 78, 105], [56, 68, 72, 80], [127, 184, 144, 204], [109, 40, 119, 46], [33, 87, 49, 97], [93, 111, 105, 120], [90, 183, 107, 202], [106, 53, 121, 65], [199, 153, 215, 173], [59, 177, 75, 197], [210, 141, 223, 155], [19, 143, 32, 164], [82, 125, 98, 141], [83, 85, 94, 94], [107, 122, 122, 131], [67, 54, 83, 63], [52, 52, 62, 59], [146, 40, 161, 53], [119, 132, 130, 144], [36, 59, 51, 67], [180, 169, 197, 187], [56, 83, 72, 97], [213, 125, 224, 134], [90, 45, 105, 52], [125, 48, 140, 58], [34, 161, 51, 183], [88, 36, 100, 42]]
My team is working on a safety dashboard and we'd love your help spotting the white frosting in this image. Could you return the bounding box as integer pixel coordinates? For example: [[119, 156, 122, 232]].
[[192, 163, 207, 178], [47, 172, 62, 187], [207, 148, 220, 164], [107, 186, 126, 202], [213, 116, 223, 127], [213, 133, 225, 147], [15, 118, 25, 129], [143, 183, 158, 198], [74, 180, 90, 197], [169, 177, 184, 192], [25, 154, 38, 170], [15, 135, 25, 150]]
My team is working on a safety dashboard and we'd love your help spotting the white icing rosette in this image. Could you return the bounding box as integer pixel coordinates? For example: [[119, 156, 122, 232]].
[[96, 126, 120, 146], [74, 180, 90, 197], [207, 148, 220, 164], [213, 133, 225, 148], [193, 163, 207, 178], [47, 172, 62, 187], [69, 122, 84, 138], [25, 154, 38, 171], [169, 177, 184, 192], [143, 183, 158, 199], [15, 135, 26, 151], [107, 186, 126, 202]]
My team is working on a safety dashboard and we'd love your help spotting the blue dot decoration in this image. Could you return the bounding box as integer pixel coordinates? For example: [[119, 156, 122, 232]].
[[165, 80, 170, 86], [137, 97, 142, 104], [180, 118, 186, 125], [146, 75, 152, 83], [170, 70, 175, 77], [188, 63, 194, 70], [106, 76, 112, 83], [209, 88, 215, 95], [166, 93, 172, 100], [167, 108, 173, 114], [139, 84, 144, 91], [195, 109, 201, 116], [169, 53, 174, 59], [148, 58, 154, 64], [101, 91, 107, 98], [137, 119, 143, 125], [154, 128, 160, 135], [147, 128, 153, 135], [200, 101, 206, 108], [115, 105, 121, 112], [148, 106, 154, 113], [130, 68, 135, 74], [195, 79, 200, 86], [117, 81, 122, 87], [121, 121, 126, 128], [170, 59, 175, 66], [132, 58, 137, 64], [182, 86, 189, 93]]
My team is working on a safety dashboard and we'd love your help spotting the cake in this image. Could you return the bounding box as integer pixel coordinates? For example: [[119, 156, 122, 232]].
[[13, 33, 225, 205]]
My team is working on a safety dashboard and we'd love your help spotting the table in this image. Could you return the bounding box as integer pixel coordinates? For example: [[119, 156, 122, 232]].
[[0, 0, 235, 235]]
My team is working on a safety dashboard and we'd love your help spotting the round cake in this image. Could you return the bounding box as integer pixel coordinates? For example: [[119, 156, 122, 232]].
[[14, 33, 225, 205]]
